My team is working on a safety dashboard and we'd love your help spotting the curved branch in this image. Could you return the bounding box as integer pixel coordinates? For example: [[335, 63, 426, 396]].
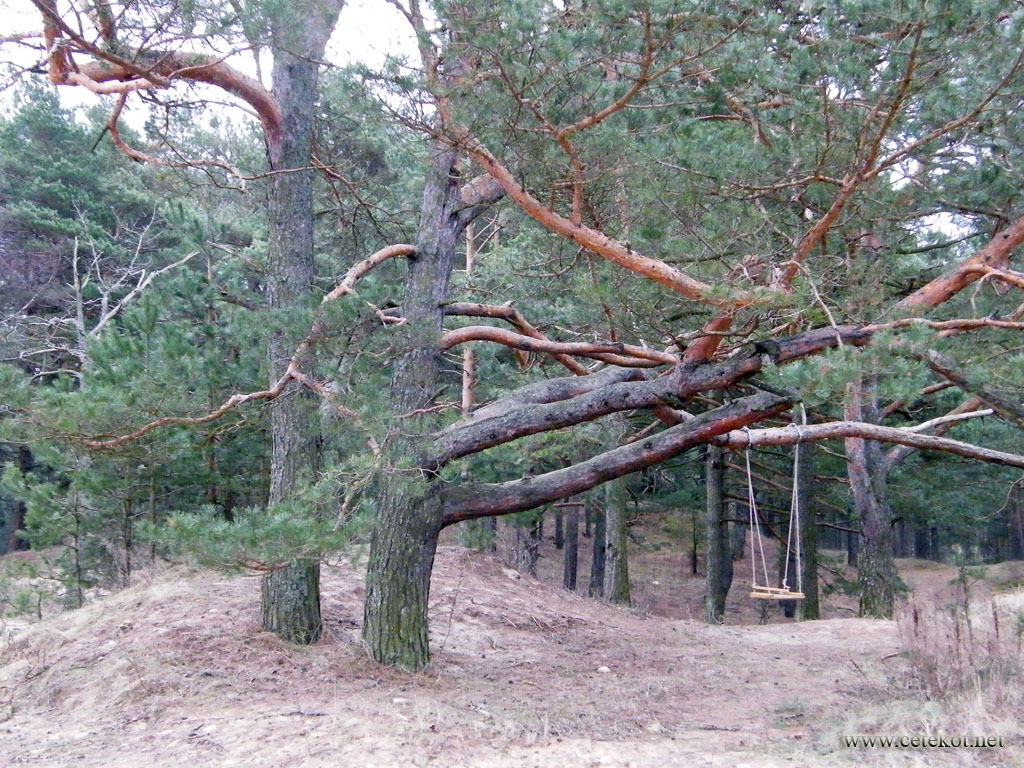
[[75, 54, 282, 144], [891, 213, 1024, 312], [439, 325, 677, 367], [444, 302, 588, 374], [456, 133, 768, 307]]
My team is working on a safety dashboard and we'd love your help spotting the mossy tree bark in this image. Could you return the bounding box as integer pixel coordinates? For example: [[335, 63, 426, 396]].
[[603, 476, 631, 605], [362, 143, 478, 671], [259, 2, 342, 644]]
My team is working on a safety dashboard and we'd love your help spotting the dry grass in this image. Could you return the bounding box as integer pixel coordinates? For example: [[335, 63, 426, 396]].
[[841, 567, 1024, 767], [3, 538, 1023, 767]]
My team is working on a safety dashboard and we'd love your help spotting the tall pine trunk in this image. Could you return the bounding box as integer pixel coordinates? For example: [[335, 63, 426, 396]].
[[794, 435, 819, 620], [563, 503, 579, 591], [845, 378, 897, 618], [259, 5, 341, 644], [588, 506, 607, 598], [603, 476, 631, 605]]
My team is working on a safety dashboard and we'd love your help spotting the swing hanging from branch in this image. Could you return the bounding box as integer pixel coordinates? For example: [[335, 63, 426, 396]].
[[746, 405, 805, 601]]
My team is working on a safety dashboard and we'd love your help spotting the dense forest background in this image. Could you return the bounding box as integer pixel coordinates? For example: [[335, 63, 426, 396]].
[[1, 0, 1024, 678]]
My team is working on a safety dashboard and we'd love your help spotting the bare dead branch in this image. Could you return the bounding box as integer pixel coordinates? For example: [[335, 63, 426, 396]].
[[75, 244, 414, 449], [714, 418, 1024, 469], [89, 250, 200, 339]]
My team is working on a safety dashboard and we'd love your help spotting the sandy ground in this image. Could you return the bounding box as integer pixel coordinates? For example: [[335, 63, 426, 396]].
[[0, 537, 1021, 767]]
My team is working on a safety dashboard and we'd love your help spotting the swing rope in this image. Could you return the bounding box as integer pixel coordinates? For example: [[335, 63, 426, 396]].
[[782, 403, 806, 595], [745, 437, 773, 592], [745, 405, 806, 600]]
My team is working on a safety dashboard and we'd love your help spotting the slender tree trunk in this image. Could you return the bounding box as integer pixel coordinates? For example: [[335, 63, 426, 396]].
[[794, 436, 819, 620], [604, 476, 631, 605], [362, 144, 464, 670], [554, 510, 564, 550], [913, 524, 930, 559], [4, 447, 32, 554], [892, 518, 908, 558], [456, 222, 490, 552], [1010, 485, 1024, 560], [845, 379, 897, 619], [563, 503, 579, 591], [730, 506, 746, 561], [690, 506, 699, 575], [704, 444, 732, 623], [588, 505, 606, 597], [515, 516, 543, 576], [259, 6, 341, 644]]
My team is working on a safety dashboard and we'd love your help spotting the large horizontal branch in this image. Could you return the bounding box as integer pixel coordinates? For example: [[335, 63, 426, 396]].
[[459, 365, 646, 424], [884, 395, 984, 472], [713, 417, 1024, 469], [440, 392, 791, 524], [33, 1, 284, 146], [433, 324, 873, 466]]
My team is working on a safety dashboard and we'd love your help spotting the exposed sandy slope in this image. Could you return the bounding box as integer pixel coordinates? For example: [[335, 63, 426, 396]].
[[0, 545, 1018, 767]]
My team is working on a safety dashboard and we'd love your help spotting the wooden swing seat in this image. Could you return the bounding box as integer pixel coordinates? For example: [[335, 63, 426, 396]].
[[749, 587, 805, 600]]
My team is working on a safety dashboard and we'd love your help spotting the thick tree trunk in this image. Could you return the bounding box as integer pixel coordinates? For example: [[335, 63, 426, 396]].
[[603, 476, 631, 605], [704, 444, 732, 623], [845, 379, 897, 619], [362, 484, 444, 669], [258, 11, 337, 644], [362, 143, 464, 671]]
